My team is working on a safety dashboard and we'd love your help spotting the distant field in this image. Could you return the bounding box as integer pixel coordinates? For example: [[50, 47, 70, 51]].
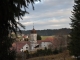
[[27, 50, 76, 60], [41, 36, 54, 40]]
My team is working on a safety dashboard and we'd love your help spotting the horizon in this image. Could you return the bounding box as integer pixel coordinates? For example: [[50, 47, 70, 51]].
[[21, 27, 71, 31]]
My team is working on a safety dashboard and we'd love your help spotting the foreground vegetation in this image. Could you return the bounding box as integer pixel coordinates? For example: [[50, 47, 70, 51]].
[[0, 0, 40, 60], [17, 50, 76, 60], [27, 50, 75, 60], [68, 0, 80, 60]]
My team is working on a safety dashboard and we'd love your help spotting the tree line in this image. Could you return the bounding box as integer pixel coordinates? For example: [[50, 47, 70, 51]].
[[22, 28, 71, 36]]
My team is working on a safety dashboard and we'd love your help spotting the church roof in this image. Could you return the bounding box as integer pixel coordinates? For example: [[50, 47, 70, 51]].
[[31, 28, 36, 34], [37, 37, 54, 44], [12, 41, 30, 52], [31, 23, 37, 34], [12, 37, 54, 52]]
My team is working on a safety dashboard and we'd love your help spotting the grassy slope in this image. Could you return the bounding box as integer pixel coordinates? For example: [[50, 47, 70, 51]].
[[27, 50, 75, 60], [41, 36, 54, 40]]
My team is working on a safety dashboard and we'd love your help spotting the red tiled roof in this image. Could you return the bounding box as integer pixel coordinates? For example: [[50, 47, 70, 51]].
[[37, 40, 42, 44], [23, 35, 28, 38], [12, 41, 30, 52], [12, 37, 56, 52], [37, 37, 55, 44], [31, 28, 36, 33]]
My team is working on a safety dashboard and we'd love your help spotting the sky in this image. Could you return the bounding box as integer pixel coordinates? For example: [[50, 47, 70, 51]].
[[19, 0, 74, 30]]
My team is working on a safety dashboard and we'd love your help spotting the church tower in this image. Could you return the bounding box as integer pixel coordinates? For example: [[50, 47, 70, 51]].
[[29, 25, 37, 51]]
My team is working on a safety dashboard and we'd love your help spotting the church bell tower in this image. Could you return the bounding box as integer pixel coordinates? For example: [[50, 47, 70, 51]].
[[29, 24, 37, 51]]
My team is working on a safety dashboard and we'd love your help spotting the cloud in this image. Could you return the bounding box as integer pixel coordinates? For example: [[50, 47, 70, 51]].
[[19, 0, 74, 30]]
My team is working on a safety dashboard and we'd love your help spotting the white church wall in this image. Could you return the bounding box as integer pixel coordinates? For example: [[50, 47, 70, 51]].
[[29, 32, 38, 51], [29, 34, 37, 41], [41, 42, 52, 49], [20, 44, 29, 52]]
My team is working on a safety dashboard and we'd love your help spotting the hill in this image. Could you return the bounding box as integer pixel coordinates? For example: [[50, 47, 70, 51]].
[[21, 28, 71, 36]]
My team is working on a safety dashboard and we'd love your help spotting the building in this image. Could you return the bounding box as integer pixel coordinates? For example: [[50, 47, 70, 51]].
[[12, 27, 68, 53], [29, 27, 38, 51], [20, 27, 54, 52], [12, 27, 55, 53]]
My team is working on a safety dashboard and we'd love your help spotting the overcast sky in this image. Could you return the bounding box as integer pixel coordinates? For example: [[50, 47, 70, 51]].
[[19, 0, 74, 30]]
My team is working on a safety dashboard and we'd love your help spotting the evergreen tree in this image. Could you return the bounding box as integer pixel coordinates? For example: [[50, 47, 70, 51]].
[[68, 0, 80, 60], [0, 0, 40, 60], [37, 34, 42, 40]]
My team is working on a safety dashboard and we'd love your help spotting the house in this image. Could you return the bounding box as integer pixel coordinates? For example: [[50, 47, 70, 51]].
[[12, 27, 55, 53]]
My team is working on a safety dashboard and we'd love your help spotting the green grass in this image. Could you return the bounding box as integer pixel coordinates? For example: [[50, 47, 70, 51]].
[[41, 36, 54, 40]]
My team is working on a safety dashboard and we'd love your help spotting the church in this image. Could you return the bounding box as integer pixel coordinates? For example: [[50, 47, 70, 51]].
[[12, 27, 55, 53], [20, 27, 54, 52]]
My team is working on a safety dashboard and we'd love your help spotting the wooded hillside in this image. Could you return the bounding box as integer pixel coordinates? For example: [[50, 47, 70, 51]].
[[22, 28, 71, 36]]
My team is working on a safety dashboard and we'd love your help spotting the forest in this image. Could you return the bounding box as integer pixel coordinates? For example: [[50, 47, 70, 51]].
[[21, 28, 71, 36]]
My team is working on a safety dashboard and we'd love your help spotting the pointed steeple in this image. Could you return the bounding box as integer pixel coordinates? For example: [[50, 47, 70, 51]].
[[33, 23, 34, 29], [31, 23, 36, 33]]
